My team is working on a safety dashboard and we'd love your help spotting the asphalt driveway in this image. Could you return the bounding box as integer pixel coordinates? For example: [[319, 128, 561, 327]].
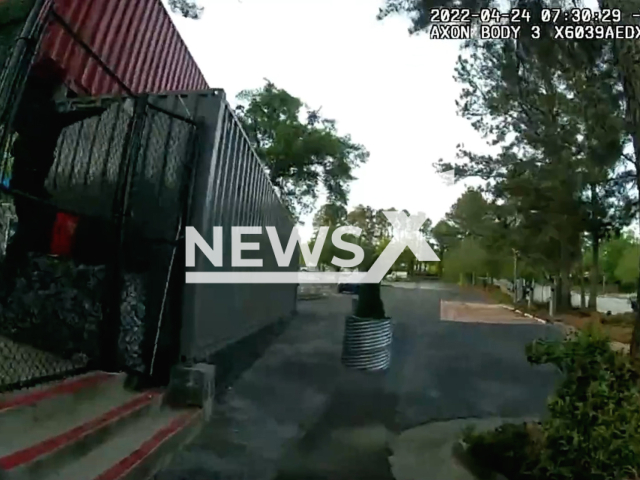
[[157, 282, 562, 480], [385, 285, 561, 428]]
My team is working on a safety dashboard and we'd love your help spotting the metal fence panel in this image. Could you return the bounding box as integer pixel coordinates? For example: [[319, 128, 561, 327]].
[[45, 99, 133, 218], [0, 88, 198, 390], [0, 91, 142, 390], [1, 60, 297, 388], [0, 3, 204, 391]]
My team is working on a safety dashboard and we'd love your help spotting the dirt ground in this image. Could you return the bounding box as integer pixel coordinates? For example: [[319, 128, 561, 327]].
[[555, 312, 632, 344], [476, 285, 634, 345]]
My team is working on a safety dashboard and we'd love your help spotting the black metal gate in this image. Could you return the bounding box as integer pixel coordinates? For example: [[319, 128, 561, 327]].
[[0, 4, 198, 392]]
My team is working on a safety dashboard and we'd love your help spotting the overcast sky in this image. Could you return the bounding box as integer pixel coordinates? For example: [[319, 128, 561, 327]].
[[165, 0, 526, 240]]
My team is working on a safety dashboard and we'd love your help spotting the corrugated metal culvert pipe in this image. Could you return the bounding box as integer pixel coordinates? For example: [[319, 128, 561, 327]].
[[341, 316, 392, 371]]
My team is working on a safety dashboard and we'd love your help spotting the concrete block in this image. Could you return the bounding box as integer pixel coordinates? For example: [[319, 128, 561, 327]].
[[166, 363, 215, 420]]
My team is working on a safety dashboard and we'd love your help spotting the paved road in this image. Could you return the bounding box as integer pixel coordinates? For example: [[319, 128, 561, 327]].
[[158, 283, 561, 480], [385, 284, 560, 427]]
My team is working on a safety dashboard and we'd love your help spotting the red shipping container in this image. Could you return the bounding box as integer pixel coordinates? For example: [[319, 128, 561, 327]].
[[34, 0, 209, 96]]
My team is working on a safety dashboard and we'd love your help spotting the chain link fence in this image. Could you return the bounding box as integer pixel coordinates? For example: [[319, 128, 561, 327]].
[[0, 99, 197, 392], [0, 97, 125, 391], [0, 5, 198, 391]]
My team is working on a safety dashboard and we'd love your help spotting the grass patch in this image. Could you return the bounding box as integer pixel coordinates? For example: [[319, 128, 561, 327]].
[[473, 284, 514, 305]]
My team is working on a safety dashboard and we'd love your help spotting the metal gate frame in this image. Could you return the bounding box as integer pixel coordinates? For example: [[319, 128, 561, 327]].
[[0, 2, 200, 391], [113, 97, 200, 383]]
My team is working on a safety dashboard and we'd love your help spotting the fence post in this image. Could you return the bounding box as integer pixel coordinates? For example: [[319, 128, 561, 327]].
[[100, 95, 148, 372], [144, 118, 202, 385], [0, 0, 46, 119], [549, 280, 556, 318], [0, 0, 47, 187]]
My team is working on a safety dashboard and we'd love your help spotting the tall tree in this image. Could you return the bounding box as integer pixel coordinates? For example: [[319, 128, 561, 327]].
[[379, 0, 640, 358], [438, 12, 632, 309], [443, 237, 489, 284], [440, 30, 589, 309], [431, 220, 459, 276], [312, 203, 348, 230], [563, 37, 633, 308], [311, 203, 388, 271], [346, 205, 378, 246], [236, 81, 369, 219], [446, 189, 492, 240]]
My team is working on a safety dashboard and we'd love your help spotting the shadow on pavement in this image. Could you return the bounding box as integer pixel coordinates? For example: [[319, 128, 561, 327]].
[[274, 369, 398, 480]]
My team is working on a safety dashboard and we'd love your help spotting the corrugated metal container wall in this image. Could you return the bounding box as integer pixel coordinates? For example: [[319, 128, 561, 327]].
[[146, 90, 299, 362], [38, 0, 208, 95]]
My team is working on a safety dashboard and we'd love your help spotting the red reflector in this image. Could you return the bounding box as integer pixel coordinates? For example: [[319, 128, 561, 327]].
[[49, 212, 79, 256]]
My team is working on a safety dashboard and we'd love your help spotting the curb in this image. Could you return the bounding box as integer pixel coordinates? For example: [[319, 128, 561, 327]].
[[498, 305, 549, 325], [499, 305, 630, 353], [298, 294, 327, 301]]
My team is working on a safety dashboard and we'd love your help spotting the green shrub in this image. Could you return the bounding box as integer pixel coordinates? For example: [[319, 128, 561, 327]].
[[462, 423, 540, 480], [463, 329, 640, 480], [526, 328, 640, 480]]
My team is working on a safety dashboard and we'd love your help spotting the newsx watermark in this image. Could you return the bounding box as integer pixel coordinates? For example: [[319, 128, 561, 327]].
[[185, 210, 440, 284]]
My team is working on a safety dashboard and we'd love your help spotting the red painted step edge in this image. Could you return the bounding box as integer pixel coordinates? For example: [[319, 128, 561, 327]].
[[94, 410, 202, 480], [0, 372, 115, 413], [0, 391, 161, 470]]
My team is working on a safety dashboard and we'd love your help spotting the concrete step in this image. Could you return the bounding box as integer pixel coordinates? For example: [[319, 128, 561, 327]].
[[40, 407, 203, 480], [0, 371, 204, 480], [0, 372, 126, 441]]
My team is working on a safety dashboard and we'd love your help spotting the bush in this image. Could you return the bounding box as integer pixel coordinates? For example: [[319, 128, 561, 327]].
[[462, 422, 541, 480], [463, 329, 640, 480], [527, 329, 640, 480]]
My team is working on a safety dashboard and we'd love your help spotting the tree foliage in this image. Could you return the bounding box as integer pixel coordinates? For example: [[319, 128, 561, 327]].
[[615, 243, 640, 288], [379, 0, 640, 353], [427, 4, 633, 308], [236, 81, 369, 219], [167, 0, 203, 19], [433, 189, 514, 281], [601, 234, 638, 284], [309, 203, 434, 273]]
